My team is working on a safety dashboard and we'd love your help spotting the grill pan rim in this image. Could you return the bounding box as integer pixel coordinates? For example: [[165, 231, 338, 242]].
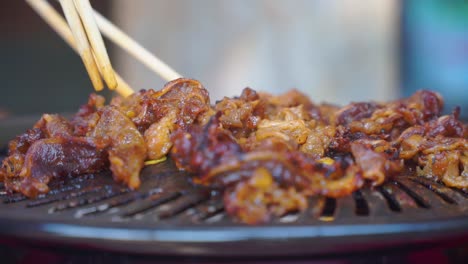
[[0, 215, 467, 256]]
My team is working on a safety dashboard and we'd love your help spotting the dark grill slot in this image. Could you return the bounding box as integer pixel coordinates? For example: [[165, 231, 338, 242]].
[[375, 186, 402, 212], [352, 190, 369, 216], [409, 177, 458, 205], [156, 191, 210, 219], [75, 193, 141, 217], [26, 185, 105, 208], [382, 182, 418, 209], [120, 192, 182, 218], [398, 177, 459, 209], [67, 189, 129, 217], [394, 180, 430, 209], [319, 198, 336, 221], [76, 188, 163, 217], [49, 186, 126, 213], [67, 189, 128, 211]]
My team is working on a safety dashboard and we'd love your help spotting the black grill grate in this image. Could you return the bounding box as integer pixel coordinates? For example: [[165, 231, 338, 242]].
[[0, 159, 467, 256], [3, 162, 466, 224]]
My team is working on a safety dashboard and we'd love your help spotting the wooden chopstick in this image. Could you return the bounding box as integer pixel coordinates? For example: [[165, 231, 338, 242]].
[[58, 0, 104, 91], [26, 0, 134, 97], [73, 0, 117, 89], [92, 10, 183, 82], [28, 0, 182, 94]]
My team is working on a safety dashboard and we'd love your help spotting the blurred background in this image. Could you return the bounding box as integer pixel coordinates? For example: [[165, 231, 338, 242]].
[[0, 0, 467, 120]]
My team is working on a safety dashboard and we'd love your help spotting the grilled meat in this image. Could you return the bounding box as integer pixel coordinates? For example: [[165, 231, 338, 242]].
[[1, 78, 467, 224]]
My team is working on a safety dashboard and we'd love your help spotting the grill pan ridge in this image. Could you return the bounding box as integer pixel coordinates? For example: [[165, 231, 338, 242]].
[[0, 158, 467, 256]]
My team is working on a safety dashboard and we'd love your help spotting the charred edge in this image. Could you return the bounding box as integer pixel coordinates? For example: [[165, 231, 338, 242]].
[[394, 181, 430, 209], [377, 186, 402, 212], [352, 190, 369, 216], [2, 174, 101, 204], [409, 178, 457, 205], [46, 174, 98, 194], [121, 192, 182, 217], [47, 184, 90, 196], [320, 198, 336, 220]]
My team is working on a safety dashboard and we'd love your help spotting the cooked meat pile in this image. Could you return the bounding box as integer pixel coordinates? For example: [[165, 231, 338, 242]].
[[1, 78, 467, 223]]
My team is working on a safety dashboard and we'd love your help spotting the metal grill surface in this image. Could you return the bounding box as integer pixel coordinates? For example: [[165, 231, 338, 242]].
[[0, 160, 467, 256]]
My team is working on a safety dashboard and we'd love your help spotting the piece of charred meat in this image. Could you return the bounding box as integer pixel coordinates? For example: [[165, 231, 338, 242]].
[[171, 88, 466, 223], [1, 78, 467, 224], [1, 79, 211, 197]]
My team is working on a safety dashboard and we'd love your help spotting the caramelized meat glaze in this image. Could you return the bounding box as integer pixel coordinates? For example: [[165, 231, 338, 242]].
[[1, 79, 466, 224]]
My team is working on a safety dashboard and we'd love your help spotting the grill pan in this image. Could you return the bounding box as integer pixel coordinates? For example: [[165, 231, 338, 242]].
[[0, 117, 467, 257], [0, 157, 467, 257]]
